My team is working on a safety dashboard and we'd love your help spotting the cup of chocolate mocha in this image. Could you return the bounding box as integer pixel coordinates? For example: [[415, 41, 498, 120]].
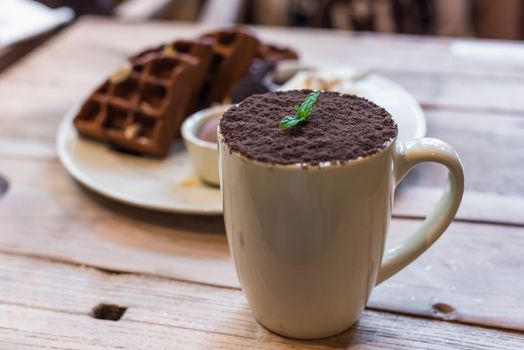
[[218, 89, 464, 339]]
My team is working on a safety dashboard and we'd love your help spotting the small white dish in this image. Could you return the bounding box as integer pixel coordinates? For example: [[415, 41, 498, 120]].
[[182, 105, 230, 186]]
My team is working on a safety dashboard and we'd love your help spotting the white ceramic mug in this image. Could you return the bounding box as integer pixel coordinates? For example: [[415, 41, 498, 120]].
[[219, 134, 464, 339]]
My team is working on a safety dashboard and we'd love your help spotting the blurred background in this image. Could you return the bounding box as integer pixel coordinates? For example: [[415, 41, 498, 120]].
[[1, 0, 524, 72], [29, 0, 524, 38]]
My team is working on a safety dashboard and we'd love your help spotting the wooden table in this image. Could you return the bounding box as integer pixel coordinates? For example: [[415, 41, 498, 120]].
[[1, 16, 523, 349]]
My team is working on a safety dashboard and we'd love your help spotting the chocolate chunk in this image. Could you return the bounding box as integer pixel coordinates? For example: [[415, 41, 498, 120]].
[[230, 60, 275, 103], [74, 53, 202, 158]]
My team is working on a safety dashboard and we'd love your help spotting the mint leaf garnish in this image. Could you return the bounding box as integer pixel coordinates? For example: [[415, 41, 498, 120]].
[[278, 90, 320, 129]]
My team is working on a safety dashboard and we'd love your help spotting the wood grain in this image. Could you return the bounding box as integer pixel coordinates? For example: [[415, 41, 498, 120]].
[[0, 157, 236, 287], [393, 186, 524, 226], [0, 253, 523, 350], [374, 219, 524, 331], [0, 30, 58, 73], [1, 16, 524, 345], [380, 70, 524, 113], [0, 158, 523, 331], [402, 109, 524, 195]]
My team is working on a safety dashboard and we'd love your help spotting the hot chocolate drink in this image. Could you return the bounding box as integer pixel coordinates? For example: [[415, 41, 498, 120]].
[[219, 90, 398, 164], [218, 89, 463, 340]]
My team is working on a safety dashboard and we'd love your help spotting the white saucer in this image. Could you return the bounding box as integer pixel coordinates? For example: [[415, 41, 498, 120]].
[[57, 68, 425, 215]]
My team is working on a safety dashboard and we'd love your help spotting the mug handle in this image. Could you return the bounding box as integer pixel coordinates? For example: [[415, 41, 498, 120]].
[[376, 138, 464, 285]]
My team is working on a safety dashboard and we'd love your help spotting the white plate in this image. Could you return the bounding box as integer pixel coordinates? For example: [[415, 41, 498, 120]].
[[57, 106, 222, 215], [57, 68, 425, 215], [279, 67, 426, 141]]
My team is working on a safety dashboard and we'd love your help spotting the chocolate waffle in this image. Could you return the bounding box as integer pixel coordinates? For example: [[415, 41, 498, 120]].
[[198, 28, 259, 106], [74, 27, 300, 159], [74, 53, 200, 158], [130, 39, 215, 115]]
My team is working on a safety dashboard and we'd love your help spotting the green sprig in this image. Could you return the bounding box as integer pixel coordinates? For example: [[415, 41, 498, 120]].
[[278, 90, 321, 129]]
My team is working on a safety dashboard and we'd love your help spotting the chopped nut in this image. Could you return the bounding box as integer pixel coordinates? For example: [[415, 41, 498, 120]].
[[180, 178, 199, 187], [303, 74, 341, 91], [323, 78, 341, 91], [124, 123, 142, 140], [304, 75, 313, 89], [110, 63, 132, 84], [140, 101, 155, 114], [162, 44, 178, 57]]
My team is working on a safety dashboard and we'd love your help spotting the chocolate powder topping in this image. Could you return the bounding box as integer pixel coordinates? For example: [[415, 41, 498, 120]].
[[219, 90, 398, 165]]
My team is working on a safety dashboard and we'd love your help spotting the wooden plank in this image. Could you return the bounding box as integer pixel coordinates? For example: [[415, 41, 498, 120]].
[[379, 70, 524, 113], [0, 158, 523, 331], [0, 30, 58, 73], [0, 139, 56, 159], [393, 186, 524, 226], [373, 219, 524, 331], [402, 109, 524, 196], [1, 153, 523, 228], [0, 253, 523, 349], [0, 157, 236, 288]]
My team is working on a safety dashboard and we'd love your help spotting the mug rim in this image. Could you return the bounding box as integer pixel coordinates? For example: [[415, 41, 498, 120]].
[[218, 128, 397, 171]]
